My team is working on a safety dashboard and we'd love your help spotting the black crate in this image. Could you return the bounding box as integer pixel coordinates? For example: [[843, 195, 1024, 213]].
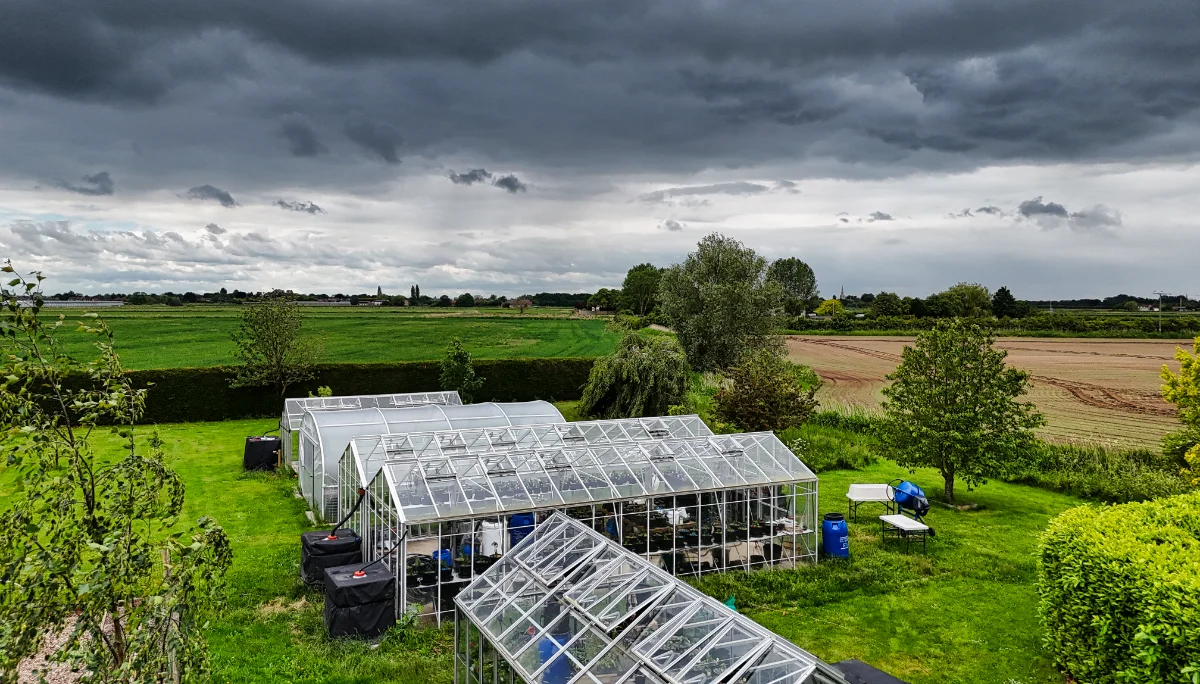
[[243, 436, 281, 471], [301, 529, 362, 588], [324, 563, 396, 639]]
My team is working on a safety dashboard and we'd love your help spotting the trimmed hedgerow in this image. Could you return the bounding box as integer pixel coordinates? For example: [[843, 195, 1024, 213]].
[[1037, 491, 1200, 683], [66, 358, 595, 424]]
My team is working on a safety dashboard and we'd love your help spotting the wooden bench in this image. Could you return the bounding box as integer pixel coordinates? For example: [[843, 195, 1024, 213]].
[[879, 514, 931, 553], [846, 484, 895, 522]]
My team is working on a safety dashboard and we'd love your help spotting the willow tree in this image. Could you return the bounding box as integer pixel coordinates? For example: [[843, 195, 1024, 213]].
[[0, 263, 231, 683], [878, 319, 1044, 502], [578, 333, 690, 419]]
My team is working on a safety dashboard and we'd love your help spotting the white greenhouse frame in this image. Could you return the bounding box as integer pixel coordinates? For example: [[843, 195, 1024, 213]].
[[279, 391, 463, 467], [360, 431, 819, 625], [338, 415, 715, 526], [454, 513, 849, 684], [298, 401, 565, 521]]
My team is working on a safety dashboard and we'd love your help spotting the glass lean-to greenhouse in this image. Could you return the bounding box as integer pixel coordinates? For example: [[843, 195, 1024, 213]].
[[280, 392, 463, 466], [357, 427, 819, 624], [298, 401, 565, 520], [455, 513, 848, 684]]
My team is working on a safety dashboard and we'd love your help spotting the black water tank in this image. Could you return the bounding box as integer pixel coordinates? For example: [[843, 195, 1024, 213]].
[[243, 435, 281, 471], [301, 529, 362, 588], [324, 563, 396, 639]]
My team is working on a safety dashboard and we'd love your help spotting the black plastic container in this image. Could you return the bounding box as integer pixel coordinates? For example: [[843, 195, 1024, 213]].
[[301, 529, 362, 588], [324, 563, 396, 639], [243, 435, 281, 471]]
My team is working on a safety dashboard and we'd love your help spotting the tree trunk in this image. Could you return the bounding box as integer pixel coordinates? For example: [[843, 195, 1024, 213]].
[[943, 471, 955, 503]]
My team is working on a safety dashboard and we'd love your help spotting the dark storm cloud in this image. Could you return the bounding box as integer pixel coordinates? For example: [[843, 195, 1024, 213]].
[[661, 219, 685, 232], [976, 206, 1003, 215], [1018, 197, 1069, 219], [344, 117, 402, 164], [867, 211, 894, 222], [449, 169, 493, 185], [54, 171, 114, 196], [205, 223, 226, 235], [492, 175, 527, 194], [275, 199, 325, 214], [279, 115, 327, 157], [184, 184, 237, 207], [1, 0, 1199, 187], [1068, 206, 1122, 231], [640, 182, 770, 203]]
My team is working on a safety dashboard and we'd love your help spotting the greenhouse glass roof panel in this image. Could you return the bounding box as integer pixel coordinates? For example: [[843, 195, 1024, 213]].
[[456, 513, 845, 684], [282, 391, 462, 428], [376, 433, 815, 524]]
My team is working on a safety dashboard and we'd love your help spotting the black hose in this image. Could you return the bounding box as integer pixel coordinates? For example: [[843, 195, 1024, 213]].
[[356, 529, 408, 574], [331, 488, 368, 537]]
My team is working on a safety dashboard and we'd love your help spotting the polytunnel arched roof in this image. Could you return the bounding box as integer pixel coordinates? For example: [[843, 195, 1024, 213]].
[[345, 415, 713, 489], [375, 431, 815, 525], [281, 391, 461, 429], [456, 513, 848, 684]]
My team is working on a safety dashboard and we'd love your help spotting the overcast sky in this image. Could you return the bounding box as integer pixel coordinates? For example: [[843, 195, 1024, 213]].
[[2, 0, 1198, 298]]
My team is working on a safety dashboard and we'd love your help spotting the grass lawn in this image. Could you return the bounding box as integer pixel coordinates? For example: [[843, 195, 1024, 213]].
[[47, 307, 619, 369], [1, 414, 1081, 684]]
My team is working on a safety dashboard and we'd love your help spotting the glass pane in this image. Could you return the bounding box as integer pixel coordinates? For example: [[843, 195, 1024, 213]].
[[669, 623, 764, 684]]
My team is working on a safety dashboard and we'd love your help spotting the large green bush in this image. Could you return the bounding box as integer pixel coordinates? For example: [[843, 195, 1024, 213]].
[[1037, 492, 1200, 683], [66, 358, 595, 423], [578, 333, 689, 419], [712, 349, 820, 432]]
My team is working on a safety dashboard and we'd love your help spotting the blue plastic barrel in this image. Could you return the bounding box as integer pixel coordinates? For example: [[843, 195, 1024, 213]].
[[509, 513, 536, 547], [432, 549, 453, 568], [821, 512, 849, 558], [538, 632, 574, 684]]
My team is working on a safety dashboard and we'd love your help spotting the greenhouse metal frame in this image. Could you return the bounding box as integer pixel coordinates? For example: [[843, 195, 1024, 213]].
[[454, 512, 848, 684], [360, 431, 819, 625], [279, 391, 462, 466], [298, 400, 565, 521], [338, 415, 715, 526]]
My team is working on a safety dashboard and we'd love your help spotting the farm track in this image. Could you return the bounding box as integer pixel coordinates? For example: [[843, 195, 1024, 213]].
[[790, 337, 1176, 418]]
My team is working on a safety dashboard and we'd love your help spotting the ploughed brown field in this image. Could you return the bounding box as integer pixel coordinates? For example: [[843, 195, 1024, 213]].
[[787, 335, 1190, 449]]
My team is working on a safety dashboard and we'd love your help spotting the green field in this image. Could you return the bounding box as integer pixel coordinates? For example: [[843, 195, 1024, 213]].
[[49, 307, 619, 369], [1, 411, 1081, 684]]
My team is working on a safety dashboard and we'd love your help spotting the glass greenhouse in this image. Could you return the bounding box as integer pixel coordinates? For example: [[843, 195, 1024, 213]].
[[299, 401, 565, 520], [338, 415, 715, 525], [279, 392, 463, 466], [360, 430, 818, 624], [454, 513, 848, 684]]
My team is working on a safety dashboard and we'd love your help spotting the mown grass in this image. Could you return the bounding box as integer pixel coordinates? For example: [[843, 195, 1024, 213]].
[[47, 308, 619, 369], [1, 409, 1087, 684]]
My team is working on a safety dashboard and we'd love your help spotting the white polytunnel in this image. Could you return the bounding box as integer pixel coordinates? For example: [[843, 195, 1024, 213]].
[[298, 401, 565, 520], [279, 392, 463, 465]]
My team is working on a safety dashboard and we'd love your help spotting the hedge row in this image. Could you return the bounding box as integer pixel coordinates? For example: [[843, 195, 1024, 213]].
[[1037, 491, 1200, 683], [118, 358, 595, 424], [787, 313, 1200, 336]]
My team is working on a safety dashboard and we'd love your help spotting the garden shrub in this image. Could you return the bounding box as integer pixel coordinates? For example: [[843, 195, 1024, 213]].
[[1037, 491, 1200, 683], [578, 333, 690, 419], [1012, 442, 1193, 503], [712, 349, 820, 432]]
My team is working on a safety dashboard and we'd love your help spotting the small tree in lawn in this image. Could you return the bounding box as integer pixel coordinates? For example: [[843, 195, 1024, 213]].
[[578, 333, 690, 419], [440, 337, 485, 403], [713, 349, 820, 432], [0, 263, 232, 682], [1161, 336, 1200, 484], [514, 298, 532, 314], [878, 319, 1044, 502], [229, 295, 322, 396]]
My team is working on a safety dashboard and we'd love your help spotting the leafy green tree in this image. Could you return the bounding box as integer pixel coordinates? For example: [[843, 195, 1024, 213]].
[[657, 233, 785, 371], [514, 298, 532, 314], [0, 263, 232, 682], [878, 320, 1045, 501], [941, 282, 992, 317], [578, 333, 690, 419], [456, 292, 475, 307], [766, 257, 819, 316], [870, 291, 907, 317], [436, 294, 452, 307], [713, 349, 820, 432], [619, 264, 662, 315], [1162, 337, 1200, 484], [440, 337, 485, 402], [587, 288, 620, 310], [229, 295, 322, 396], [991, 286, 1020, 318], [814, 298, 844, 316]]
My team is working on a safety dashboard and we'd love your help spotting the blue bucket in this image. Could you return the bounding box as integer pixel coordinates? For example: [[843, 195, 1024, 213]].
[[821, 512, 849, 559], [509, 513, 536, 547]]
